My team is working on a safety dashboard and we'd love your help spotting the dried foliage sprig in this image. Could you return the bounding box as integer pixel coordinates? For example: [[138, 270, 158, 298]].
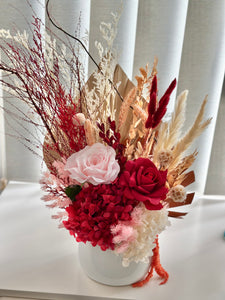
[[152, 90, 188, 163]]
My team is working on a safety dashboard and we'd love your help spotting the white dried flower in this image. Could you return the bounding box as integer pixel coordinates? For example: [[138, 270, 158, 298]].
[[157, 149, 173, 169], [115, 204, 169, 267], [72, 113, 86, 126], [168, 185, 186, 202]]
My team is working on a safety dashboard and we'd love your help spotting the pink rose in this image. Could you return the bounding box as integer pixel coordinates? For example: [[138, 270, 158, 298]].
[[65, 143, 120, 185]]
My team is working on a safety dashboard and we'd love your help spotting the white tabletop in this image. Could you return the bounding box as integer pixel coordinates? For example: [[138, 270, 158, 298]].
[[0, 182, 225, 300]]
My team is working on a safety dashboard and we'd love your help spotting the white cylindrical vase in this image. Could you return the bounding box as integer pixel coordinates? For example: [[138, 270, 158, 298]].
[[78, 242, 150, 286]]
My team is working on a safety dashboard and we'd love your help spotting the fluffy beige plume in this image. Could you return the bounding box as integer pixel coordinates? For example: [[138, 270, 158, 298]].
[[118, 87, 137, 129], [163, 90, 188, 149], [84, 119, 96, 145], [152, 122, 168, 163], [169, 97, 212, 170]]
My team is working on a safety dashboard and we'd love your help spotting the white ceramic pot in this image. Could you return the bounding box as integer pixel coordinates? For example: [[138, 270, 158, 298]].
[[78, 242, 150, 286]]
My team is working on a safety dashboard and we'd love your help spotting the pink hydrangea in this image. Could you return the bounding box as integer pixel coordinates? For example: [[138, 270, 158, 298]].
[[65, 143, 120, 185]]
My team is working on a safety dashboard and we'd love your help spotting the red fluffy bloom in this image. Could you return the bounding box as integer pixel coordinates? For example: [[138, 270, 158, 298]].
[[63, 183, 138, 250], [119, 158, 168, 210], [145, 75, 176, 129]]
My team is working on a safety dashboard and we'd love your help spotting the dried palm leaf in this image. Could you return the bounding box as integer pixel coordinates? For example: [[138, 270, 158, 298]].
[[118, 87, 137, 129], [167, 192, 195, 209], [168, 211, 188, 218], [113, 64, 135, 142]]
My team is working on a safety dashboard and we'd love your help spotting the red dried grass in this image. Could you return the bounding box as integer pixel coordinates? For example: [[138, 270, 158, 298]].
[[132, 236, 169, 287]]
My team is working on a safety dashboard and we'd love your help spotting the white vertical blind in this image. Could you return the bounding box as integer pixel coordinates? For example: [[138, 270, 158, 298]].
[[0, 61, 6, 181], [177, 0, 225, 194], [205, 83, 225, 195], [0, 0, 225, 196], [113, 0, 139, 79]]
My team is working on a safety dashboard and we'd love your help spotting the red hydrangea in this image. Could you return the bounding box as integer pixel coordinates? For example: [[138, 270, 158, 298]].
[[63, 183, 138, 250], [119, 158, 168, 210]]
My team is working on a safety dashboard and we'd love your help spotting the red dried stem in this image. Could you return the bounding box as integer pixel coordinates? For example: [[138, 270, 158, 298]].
[[0, 17, 87, 159], [132, 236, 169, 287], [145, 75, 176, 129]]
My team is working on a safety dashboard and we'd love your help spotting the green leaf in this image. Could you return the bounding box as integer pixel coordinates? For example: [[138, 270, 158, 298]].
[[64, 185, 82, 201]]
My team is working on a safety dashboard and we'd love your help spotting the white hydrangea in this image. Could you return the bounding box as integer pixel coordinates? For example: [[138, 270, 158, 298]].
[[116, 204, 169, 267]]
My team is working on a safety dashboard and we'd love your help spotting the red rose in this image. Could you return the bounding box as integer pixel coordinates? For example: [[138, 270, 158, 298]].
[[119, 158, 168, 210]]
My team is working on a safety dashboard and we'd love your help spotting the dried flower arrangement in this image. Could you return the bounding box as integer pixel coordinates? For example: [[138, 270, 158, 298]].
[[0, 2, 211, 287]]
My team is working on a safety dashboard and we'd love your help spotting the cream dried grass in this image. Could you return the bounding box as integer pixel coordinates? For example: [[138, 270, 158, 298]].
[[169, 97, 211, 170], [164, 90, 188, 149], [152, 122, 168, 163]]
